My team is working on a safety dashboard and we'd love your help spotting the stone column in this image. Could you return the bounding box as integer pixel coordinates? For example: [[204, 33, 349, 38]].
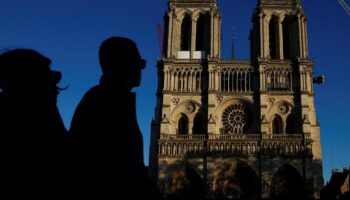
[[259, 68, 264, 91], [216, 70, 220, 91], [170, 70, 174, 91], [191, 15, 198, 58], [210, 12, 214, 57], [168, 12, 174, 58], [164, 69, 168, 90], [304, 18, 309, 58], [211, 10, 221, 58], [208, 70, 212, 90], [174, 73, 178, 91], [298, 14, 304, 58], [278, 17, 284, 59], [259, 13, 264, 58], [218, 14, 222, 58], [263, 15, 270, 58]]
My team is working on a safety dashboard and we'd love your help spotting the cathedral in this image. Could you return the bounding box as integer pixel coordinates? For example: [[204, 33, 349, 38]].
[[149, 0, 323, 199]]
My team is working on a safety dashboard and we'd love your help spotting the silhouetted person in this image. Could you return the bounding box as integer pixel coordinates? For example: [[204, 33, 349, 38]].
[[70, 37, 159, 199], [0, 49, 68, 197]]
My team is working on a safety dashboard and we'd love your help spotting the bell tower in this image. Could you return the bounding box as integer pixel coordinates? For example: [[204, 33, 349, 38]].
[[163, 0, 221, 59], [250, 0, 324, 198], [251, 0, 308, 60], [149, 0, 221, 183]]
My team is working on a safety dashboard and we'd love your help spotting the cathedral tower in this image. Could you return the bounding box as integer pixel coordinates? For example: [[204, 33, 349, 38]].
[[150, 0, 323, 199]]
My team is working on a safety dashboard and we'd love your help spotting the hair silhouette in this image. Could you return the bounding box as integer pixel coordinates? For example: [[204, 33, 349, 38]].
[[0, 49, 68, 197], [70, 37, 159, 199]]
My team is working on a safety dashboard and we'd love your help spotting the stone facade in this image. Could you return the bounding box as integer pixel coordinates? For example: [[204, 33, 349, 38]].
[[150, 0, 323, 199]]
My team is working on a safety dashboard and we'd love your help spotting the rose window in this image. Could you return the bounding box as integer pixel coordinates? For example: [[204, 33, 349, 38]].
[[222, 103, 252, 134]]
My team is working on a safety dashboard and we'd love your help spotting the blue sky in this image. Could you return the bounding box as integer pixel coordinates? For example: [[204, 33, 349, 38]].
[[1, 0, 349, 182]]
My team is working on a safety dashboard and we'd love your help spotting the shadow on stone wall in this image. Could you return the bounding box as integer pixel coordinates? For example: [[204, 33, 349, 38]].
[[158, 143, 323, 200]]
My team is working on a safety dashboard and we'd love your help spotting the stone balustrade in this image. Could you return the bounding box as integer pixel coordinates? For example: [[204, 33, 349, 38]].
[[158, 133, 312, 157]]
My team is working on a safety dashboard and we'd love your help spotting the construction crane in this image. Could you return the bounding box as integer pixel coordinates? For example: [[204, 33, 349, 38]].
[[157, 22, 163, 57], [339, 0, 350, 16], [231, 27, 235, 60]]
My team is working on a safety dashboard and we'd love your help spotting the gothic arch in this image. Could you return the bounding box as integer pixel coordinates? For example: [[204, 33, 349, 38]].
[[271, 164, 306, 200], [172, 66, 202, 92], [196, 12, 211, 52], [213, 160, 260, 199], [215, 97, 254, 117], [269, 15, 279, 59], [282, 14, 300, 59], [282, 15, 291, 59], [264, 12, 281, 23], [265, 67, 293, 91], [169, 161, 205, 199], [171, 100, 201, 120], [180, 13, 192, 51], [171, 100, 202, 134], [177, 113, 189, 135], [272, 114, 283, 135], [176, 9, 192, 21], [192, 8, 210, 19], [267, 100, 294, 120]]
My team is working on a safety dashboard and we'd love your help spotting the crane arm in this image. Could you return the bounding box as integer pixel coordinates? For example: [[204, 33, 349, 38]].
[[339, 0, 350, 16]]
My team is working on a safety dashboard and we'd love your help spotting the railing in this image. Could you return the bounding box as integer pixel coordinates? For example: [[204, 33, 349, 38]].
[[264, 134, 310, 140], [158, 133, 312, 158], [208, 134, 261, 140], [160, 133, 310, 141], [160, 134, 206, 140], [158, 141, 312, 158]]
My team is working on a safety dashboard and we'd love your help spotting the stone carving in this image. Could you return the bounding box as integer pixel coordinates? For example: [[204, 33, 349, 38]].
[[303, 114, 310, 124], [216, 95, 223, 103], [261, 115, 268, 123], [171, 98, 180, 105], [268, 98, 275, 105], [278, 103, 289, 115], [161, 114, 170, 123], [208, 114, 215, 124], [186, 102, 196, 114]]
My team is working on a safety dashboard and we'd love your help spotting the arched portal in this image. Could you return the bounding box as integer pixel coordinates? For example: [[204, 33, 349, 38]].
[[169, 164, 204, 200], [271, 164, 306, 200], [214, 160, 260, 199], [196, 13, 210, 52]]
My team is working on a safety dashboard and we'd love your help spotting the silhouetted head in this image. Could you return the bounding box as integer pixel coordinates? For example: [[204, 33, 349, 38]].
[[0, 49, 62, 101], [99, 37, 146, 91]]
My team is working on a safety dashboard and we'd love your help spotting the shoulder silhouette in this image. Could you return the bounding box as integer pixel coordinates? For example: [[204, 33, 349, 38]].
[[70, 37, 146, 140], [70, 37, 160, 199], [0, 48, 67, 141], [0, 48, 68, 197]]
